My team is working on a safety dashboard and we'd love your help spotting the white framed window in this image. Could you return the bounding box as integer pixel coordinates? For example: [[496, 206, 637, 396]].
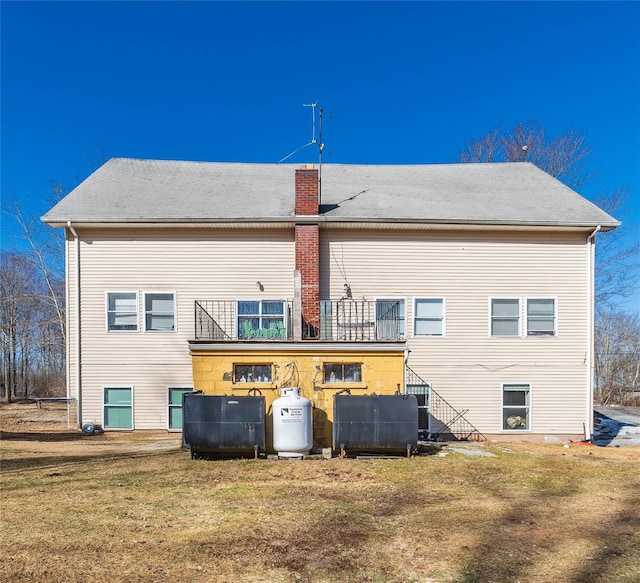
[[106, 292, 139, 332], [168, 387, 192, 431], [103, 386, 133, 429], [490, 298, 520, 337], [375, 298, 406, 340], [414, 298, 445, 337], [144, 292, 176, 332], [502, 383, 530, 431], [237, 300, 286, 339], [527, 298, 556, 336]]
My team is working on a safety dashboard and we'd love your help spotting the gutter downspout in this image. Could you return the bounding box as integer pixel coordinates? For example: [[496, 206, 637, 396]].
[[67, 221, 81, 429], [585, 225, 601, 441], [403, 346, 410, 394]]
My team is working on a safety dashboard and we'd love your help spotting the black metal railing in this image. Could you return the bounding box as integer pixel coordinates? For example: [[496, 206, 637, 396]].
[[319, 299, 404, 342], [405, 366, 485, 442], [195, 300, 294, 341], [194, 298, 406, 342]]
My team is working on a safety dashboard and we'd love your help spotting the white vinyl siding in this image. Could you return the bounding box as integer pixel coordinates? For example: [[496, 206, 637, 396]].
[[527, 298, 556, 336], [107, 292, 139, 332], [322, 228, 590, 436], [74, 227, 294, 429], [490, 298, 520, 337], [70, 225, 591, 436], [145, 292, 176, 332], [414, 298, 445, 336]]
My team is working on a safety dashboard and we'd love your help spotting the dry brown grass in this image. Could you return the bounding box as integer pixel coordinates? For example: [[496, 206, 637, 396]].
[[1, 403, 639, 583]]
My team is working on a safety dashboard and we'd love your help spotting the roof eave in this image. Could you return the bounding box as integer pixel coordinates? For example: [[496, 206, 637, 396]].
[[42, 215, 620, 232]]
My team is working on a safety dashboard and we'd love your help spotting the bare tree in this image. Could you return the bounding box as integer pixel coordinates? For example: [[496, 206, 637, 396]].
[[594, 311, 640, 405], [1, 188, 66, 400], [460, 121, 594, 190], [460, 121, 639, 307], [592, 187, 640, 307], [2, 192, 66, 345], [0, 252, 37, 401]]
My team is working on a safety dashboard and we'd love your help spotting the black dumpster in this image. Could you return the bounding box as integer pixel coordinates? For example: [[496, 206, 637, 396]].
[[182, 393, 266, 459], [333, 393, 418, 457]]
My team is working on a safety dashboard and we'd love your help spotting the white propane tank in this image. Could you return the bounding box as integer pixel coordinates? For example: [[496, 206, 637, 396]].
[[272, 387, 313, 458]]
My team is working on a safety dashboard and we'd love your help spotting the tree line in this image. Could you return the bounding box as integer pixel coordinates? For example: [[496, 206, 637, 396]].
[[1, 193, 66, 402], [1, 123, 638, 404]]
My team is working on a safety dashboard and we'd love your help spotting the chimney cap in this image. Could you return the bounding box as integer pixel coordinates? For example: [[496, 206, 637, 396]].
[[298, 164, 316, 170]]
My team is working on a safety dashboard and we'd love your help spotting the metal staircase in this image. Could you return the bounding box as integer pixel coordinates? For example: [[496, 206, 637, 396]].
[[405, 367, 485, 442]]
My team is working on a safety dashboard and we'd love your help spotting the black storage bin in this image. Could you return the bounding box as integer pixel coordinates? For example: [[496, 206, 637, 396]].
[[182, 393, 266, 459], [333, 394, 418, 457]]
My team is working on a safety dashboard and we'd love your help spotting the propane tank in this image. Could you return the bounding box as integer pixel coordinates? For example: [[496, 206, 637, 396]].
[[272, 387, 313, 458]]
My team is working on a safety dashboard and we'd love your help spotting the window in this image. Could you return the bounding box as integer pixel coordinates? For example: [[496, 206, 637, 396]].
[[107, 292, 138, 332], [237, 300, 286, 339], [414, 298, 445, 336], [145, 292, 176, 332], [527, 298, 556, 336], [168, 387, 192, 430], [234, 364, 272, 383], [104, 387, 133, 429], [502, 383, 530, 430], [491, 298, 520, 337], [406, 383, 431, 433], [324, 363, 362, 383], [375, 298, 405, 340]]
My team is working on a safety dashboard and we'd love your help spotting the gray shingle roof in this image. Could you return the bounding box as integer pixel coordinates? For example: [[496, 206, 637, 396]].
[[42, 158, 619, 230]]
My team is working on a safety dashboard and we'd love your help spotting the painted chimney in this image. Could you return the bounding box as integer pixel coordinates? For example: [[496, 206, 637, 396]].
[[294, 166, 320, 336]]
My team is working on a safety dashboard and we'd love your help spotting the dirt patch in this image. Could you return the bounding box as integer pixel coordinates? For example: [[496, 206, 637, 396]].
[[0, 403, 181, 468]]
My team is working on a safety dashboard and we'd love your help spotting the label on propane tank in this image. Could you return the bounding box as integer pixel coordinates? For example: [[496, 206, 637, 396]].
[[279, 407, 303, 423]]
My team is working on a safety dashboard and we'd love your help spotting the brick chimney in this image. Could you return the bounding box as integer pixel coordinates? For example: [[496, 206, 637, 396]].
[[295, 165, 319, 215], [294, 166, 319, 336]]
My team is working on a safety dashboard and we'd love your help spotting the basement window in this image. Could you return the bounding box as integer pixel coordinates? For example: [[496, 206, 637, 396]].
[[324, 363, 362, 383], [168, 387, 192, 431], [502, 383, 530, 430], [406, 383, 431, 433], [103, 386, 133, 429], [234, 364, 272, 383]]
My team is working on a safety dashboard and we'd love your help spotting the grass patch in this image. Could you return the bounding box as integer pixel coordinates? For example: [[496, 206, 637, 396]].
[[1, 405, 639, 582]]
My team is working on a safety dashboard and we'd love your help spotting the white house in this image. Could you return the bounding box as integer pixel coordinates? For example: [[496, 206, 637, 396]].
[[42, 158, 618, 444]]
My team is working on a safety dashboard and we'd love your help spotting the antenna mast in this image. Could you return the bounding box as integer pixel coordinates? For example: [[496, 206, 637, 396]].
[[318, 106, 324, 207], [279, 102, 329, 206]]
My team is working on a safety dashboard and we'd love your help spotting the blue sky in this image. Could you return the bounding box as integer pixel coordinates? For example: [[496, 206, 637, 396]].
[[2, 1, 639, 309]]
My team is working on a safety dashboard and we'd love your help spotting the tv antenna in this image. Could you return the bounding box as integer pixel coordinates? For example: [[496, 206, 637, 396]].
[[279, 102, 319, 163], [279, 102, 330, 205]]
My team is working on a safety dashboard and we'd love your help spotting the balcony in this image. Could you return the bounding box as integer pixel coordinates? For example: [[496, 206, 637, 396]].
[[194, 299, 405, 342]]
